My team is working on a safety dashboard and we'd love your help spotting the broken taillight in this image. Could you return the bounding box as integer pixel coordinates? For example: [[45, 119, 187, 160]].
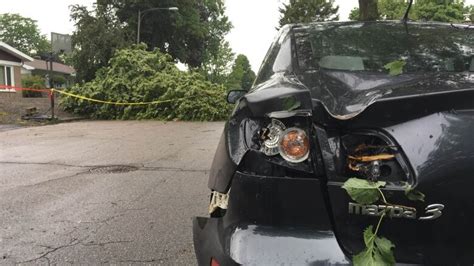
[[278, 127, 310, 163], [259, 119, 310, 163], [210, 258, 220, 266]]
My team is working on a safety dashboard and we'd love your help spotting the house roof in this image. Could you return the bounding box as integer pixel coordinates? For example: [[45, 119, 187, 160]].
[[25, 59, 76, 75], [0, 42, 34, 62]]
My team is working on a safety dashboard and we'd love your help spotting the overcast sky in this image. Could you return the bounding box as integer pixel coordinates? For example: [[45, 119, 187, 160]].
[[1, 0, 472, 71]]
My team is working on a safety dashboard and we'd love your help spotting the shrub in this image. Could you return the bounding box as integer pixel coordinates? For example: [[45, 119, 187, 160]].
[[22, 75, 46, 98], [51, 75, 67, 88], [61, 45, 232, 121]]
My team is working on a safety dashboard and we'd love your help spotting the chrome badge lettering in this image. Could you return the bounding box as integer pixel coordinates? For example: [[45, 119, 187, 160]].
[[348, 202, 444, 220], [349, 202, 416, 219], [419, 204, 444, 220]]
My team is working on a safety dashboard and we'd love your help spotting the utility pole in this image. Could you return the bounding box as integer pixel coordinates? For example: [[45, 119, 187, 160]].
[[137, 9, 142, 44], [47, 51, 55, 120]]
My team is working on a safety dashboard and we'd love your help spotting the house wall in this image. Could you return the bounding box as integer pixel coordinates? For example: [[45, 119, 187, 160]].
[[0, 65, 23, 99], [0, 50, 22, 63], [13, 65, 21, 88]]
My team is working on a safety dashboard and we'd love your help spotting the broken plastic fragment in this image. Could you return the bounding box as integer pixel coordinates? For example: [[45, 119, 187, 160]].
[[209, 190, 230, 214]]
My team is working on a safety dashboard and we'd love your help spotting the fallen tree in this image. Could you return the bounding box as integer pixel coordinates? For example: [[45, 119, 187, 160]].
[[61, 45, 232, 121]]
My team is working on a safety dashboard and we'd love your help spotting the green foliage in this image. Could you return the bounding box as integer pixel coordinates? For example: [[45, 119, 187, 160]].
[[350, 0, 469, 22], [51, 75, 67, 88], [416, 0, 466, 22], [70, 5, 131, 83], [96, 0, 232, 68], [343, 178, 426, 265], [0, 13, 50, 56], [404, 184, 426, 202], [282, 96, 301, 111], [469, 5, 474, 22], [349, 7, 361, 21], [22, 75, 46, 98], [342, 178, 386, 204], [353, 226, 396, 266], [279, 0, 339, 27], [379, 0, 410, 19], [200, 40, 234, 85], [61, 45, 231, 121], [226, 54, 256, 91], [343, 178, 395, 265], [384, 60, 406, 76]]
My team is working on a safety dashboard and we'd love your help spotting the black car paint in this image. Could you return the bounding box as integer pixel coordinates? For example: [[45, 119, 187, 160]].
[[194, 21, 474, 265], [195, 172, 349, 265], [326, 109, 474, 264]]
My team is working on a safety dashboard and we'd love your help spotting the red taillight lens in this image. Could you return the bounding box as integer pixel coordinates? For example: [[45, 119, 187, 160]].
[[210, 258, 220, 266]]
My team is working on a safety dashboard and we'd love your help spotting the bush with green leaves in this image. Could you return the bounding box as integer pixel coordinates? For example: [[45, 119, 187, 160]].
[[61, 45, 232, 121], [22, 75, 46, 98]]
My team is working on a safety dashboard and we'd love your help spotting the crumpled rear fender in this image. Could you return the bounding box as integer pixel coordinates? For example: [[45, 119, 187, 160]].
[[208, 73, 313, 193]]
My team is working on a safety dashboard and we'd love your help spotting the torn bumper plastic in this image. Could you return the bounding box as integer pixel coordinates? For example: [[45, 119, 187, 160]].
[[193, 171, 350, 265]]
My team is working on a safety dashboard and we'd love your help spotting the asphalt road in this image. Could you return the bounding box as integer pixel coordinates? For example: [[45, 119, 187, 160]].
[[0, 121, 224, 265]]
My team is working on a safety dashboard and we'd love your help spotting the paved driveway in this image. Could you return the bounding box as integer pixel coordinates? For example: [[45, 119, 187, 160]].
[[0, 121, 224, 265]]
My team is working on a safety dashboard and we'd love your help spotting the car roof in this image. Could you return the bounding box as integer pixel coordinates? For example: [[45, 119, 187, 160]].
[[290, 20, 473, 31]]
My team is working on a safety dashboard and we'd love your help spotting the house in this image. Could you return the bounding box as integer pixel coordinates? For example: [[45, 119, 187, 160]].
[[22, 59, 75, 88], [0, 41, 33, 93]]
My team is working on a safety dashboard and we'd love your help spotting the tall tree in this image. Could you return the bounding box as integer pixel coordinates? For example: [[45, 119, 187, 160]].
[[351, 0, 406, 20], [350, 0, 469, 22], [70, 5, 130, 82], [96, 0, 232, 68], [0, 13, 50, 56], [279, 0, 339, 27], [200, 40, 234, 84], [226, 54, 256, 91], [358, 0, 379, 20], [468, 5, 474, 22]]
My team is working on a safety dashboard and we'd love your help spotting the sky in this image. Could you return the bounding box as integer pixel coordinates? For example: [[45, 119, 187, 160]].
[[0, 0, 472, 71]]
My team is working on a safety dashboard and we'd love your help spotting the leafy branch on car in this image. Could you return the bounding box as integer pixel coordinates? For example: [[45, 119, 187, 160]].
[[384, 59, 406, 76], [342, 178, 425, 265]]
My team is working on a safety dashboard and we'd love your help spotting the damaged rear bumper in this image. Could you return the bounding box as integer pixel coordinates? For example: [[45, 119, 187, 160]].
[[192, 171, 350, 265], [193, 217, 348, 265]]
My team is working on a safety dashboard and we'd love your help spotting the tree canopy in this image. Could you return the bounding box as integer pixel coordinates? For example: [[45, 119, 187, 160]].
[[199, 39, 234, 85], [96, 0, 232, 68], [70, 4, 131, 82], [350, 0, 472, 22], [0, 13, 50, 56], [279, 0, 339, 27], [226, 54, 256, 91]]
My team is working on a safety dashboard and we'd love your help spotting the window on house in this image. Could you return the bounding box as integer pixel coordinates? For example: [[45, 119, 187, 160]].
[[0, 65, 15, 92]]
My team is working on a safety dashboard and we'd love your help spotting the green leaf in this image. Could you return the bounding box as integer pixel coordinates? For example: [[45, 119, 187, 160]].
[[404, 185, 425, 202], [342, 178, 386, 204], [384, 60, 406, 76], [353, 226, 395, 266], [281, 96, 301, 111], [353, 248, 376, 266], [363, 225, 375, 247], [375, 236, 396, 265]]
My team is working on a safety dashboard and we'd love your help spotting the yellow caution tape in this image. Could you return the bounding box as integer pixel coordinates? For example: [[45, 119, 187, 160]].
[[51, 89, 181, 106]]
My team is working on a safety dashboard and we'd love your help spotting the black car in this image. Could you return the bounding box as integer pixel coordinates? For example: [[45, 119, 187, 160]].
[[193, 21, 474, 265]]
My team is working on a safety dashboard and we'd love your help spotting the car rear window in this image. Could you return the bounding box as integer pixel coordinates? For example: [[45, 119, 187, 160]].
[[295, 23, 474, 74]]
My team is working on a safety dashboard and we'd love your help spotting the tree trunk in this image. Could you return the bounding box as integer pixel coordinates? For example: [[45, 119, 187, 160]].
[[359, 0, 379, 21]]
